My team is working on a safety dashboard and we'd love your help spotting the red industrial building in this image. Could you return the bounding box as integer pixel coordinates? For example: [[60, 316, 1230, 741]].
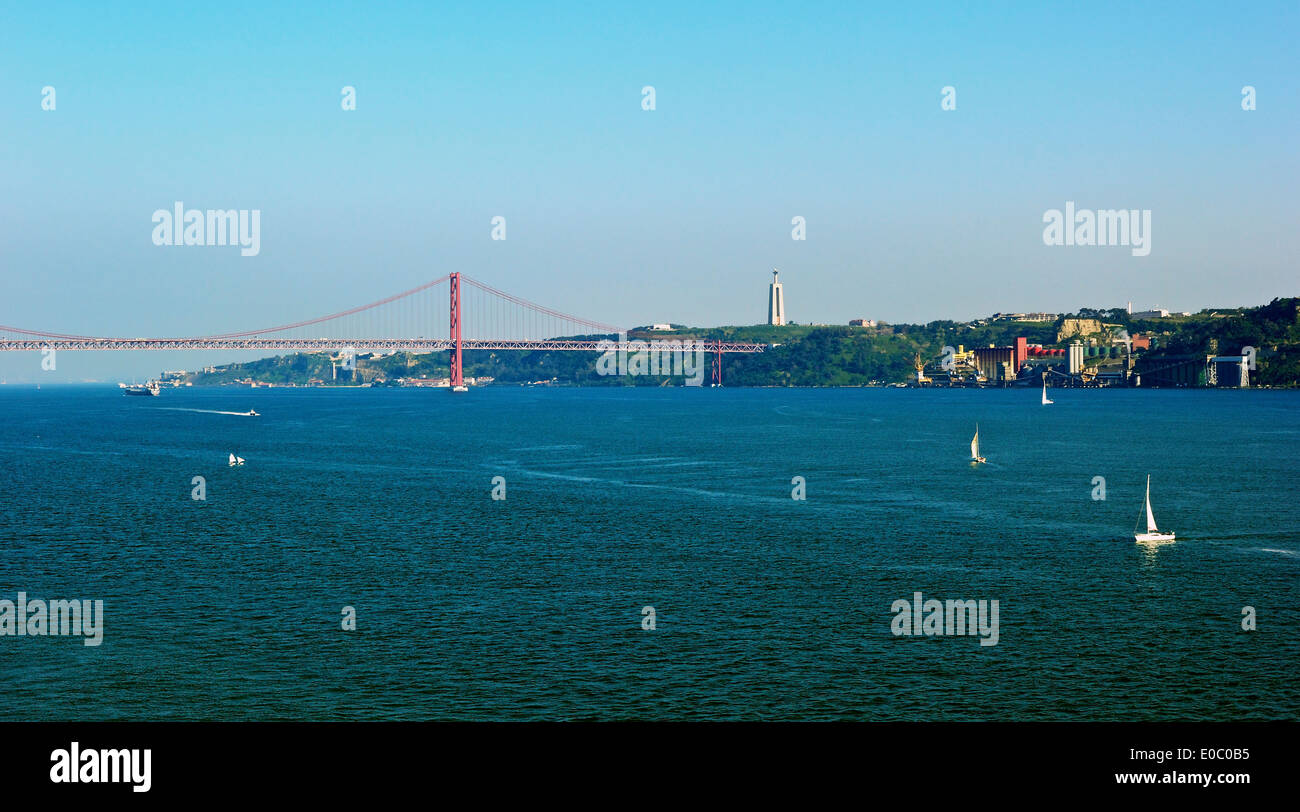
[[972, 336, 1065, 381]]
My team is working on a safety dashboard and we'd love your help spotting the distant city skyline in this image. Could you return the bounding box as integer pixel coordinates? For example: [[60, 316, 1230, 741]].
[[2, 1, 1296, 381]]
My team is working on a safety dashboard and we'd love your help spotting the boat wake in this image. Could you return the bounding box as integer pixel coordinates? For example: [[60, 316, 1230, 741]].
[[155, 408, 259, 417]]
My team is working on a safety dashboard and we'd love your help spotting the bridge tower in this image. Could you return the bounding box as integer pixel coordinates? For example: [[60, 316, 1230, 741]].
[[711, 342, 723, 387], [449, 272, 464, 389]]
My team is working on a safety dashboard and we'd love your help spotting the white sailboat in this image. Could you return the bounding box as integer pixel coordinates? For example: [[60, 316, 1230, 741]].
[[1134, 474, 1175, 543], [970, 424, 986, 464], [228, 453, 245, 467], [1041, 380, 1053, 405]]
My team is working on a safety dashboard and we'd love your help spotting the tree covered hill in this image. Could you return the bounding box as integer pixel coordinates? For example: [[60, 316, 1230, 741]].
[[184, 297, 1300, 387]]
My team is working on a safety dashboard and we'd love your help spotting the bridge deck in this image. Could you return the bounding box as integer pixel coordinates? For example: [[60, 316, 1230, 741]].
[[0, 339, 766, 353]]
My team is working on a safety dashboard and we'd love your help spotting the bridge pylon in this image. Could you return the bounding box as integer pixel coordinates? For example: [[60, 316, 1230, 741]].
[[449, 272, 464, 390]]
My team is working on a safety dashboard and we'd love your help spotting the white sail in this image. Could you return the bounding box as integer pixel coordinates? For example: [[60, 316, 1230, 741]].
[[1135, 474, 1175, 542], [1041, 382, 1052, 405], [229, 453, 236, 465], [970, 427, 980, 459], [1145, 475, 1157, 533]]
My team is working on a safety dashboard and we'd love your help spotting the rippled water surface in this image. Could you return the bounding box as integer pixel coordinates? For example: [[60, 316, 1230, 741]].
[[1, 385, 1297, 720]]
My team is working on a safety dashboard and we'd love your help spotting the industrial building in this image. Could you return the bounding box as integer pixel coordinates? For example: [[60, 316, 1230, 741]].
[[1133, 354, 1250, 387], [970, 337, 1029, 382]]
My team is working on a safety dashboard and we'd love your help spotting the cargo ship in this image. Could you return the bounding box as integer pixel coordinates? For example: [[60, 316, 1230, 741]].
[[123, 381, 161, 397]]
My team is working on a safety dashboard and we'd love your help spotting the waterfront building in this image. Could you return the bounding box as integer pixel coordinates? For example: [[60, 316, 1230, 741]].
[[1133, 354, 1248, 387], [1068, 342, 1085, 374], [969, 337, 1032, 382], [1210, 356, 1250, 388], [973, 346, 1016, 381]]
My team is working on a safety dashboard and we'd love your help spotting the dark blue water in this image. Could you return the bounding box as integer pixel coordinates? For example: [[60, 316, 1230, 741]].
[[1, 385, 1297, 720]]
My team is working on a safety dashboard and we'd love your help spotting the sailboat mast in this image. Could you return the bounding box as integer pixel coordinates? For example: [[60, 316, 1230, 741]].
[[1144, 475, 1158, 532]]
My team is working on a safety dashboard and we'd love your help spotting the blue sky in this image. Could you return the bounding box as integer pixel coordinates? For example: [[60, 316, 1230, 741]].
[[1, 1, 1296, 380]]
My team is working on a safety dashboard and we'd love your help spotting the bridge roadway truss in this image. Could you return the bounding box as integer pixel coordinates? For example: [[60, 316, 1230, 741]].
[[0, 272, 765, 385]]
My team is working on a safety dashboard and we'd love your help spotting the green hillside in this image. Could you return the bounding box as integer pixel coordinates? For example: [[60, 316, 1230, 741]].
[[183, 297, 1300, 388]]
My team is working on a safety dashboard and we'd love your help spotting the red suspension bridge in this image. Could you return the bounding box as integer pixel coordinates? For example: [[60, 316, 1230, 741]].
[[0, 273, 765, 386]]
